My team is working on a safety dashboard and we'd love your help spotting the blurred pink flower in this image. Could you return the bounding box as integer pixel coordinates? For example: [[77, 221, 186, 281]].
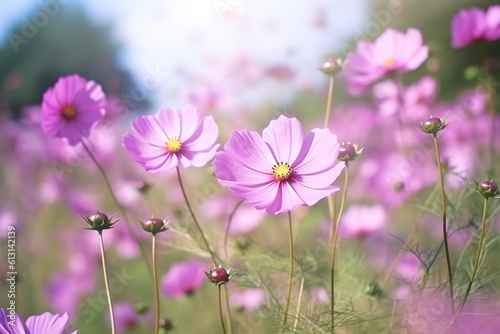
[[230, 288, 266, 311], [339, 204, 387, 239], [308, 287, 330, 304], [451, 5, 500, 48], [213, 115, 344, 215], [161, 259, 207, 298], [344, 28, 428, 95], [106, 301, 140, 333], [42, 74, 106, 146], [123, 106, 219, 172]]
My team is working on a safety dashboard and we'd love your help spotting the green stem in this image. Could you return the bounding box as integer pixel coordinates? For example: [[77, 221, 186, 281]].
[[224, 285, 234, 334], [293, 277, 305, 333], [457, 198, 488, 316], [218, 285, 227, 334], [330, 162, 349, 333], [433, 134, 455, 316], [98, 231, 116, 334], [281, 211, 295, 331], [323, 77, 335, 128], [176, 167, 217, 264], [82, 141, 152, 274], [152, 234, 160, 334]]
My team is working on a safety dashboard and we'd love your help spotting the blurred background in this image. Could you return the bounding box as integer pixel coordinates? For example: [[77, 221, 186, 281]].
[[1, 0, 500, 333]]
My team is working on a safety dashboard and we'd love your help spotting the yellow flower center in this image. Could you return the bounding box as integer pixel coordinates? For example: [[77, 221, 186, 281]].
[[166, 138, 182, 153], [61, 105, 77, 120], [272, 162, 292, 181], [383, 59, 395, 67]]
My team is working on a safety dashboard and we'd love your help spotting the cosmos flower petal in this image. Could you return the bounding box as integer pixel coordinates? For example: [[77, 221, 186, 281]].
[[0, 309, 29, 334], [293, 128, 342, 175], [182, 115, 219, 152], [179, 105, 200, 141], [262, 115, 303, 163], [267, 182, 306, 215], [214, 151, 274, 186], [26, 312, 73, 334], [220, 130, 276, 173], [161, 259, 207, 298], [155, 107, 182, 139], [228, 181, 281, 213], [289, 182, 339, 206]]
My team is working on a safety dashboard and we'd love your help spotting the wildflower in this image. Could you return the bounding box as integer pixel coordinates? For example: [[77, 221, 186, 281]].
[[161, 259, 207, 298], [343, 28, 428, 95], [41, 74, 105, 145], [213, 115, 344, 215], [0, 308, 77, 334], [82, 211, 117, 231], [339, 204, 387, 239], [230, 288, 266, 311], [451, 5, 500, 48], [418, 116, 447, 135], [123, 106, 219, 172]]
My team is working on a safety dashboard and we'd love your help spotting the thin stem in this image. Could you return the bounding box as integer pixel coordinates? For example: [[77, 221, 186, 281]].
[[433, 134, 455, 316], [457, 198, 488, 316], [323, 76, 335, 128], [224, 200, 244, 259], [218, 285, 227, 334], [293, 277, 305, 333], [330, 162, 349, 333], [281, 211, 295, 331], [223, 285, 234, 334], [98, 231, 116, 334], [82, 141, 152, 273], [152, 234, 160, 334], [176, 167, 217, 264]]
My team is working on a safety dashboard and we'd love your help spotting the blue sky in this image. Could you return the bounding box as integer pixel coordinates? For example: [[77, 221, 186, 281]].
[[1, 0, 368, 109]]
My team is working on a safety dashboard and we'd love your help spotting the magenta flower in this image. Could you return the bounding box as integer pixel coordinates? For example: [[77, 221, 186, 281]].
[[161, 259, 207, 298], [343, 28, 428, 95], [106, 301, 140, 333], [339, 204, 387, 239], [451, 5, 500, 48], [0, 308, 77, 334], [213, 115, 344, 215], [229, 288, 267, 311], [42, 74, 106, 146], [123, 106, 219, 172]]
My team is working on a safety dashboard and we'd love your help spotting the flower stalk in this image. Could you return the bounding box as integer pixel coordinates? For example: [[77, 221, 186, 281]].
[[330, 162, 349, 333], [281, 211, 295, 331], [98, 231, 116, 334], [432, 133, 455, 316]]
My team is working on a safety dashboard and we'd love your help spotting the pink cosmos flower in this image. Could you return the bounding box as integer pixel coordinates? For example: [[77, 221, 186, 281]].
[[339, 204, 387, 239], [107, 301, 140, 333], [161, 259, 207, 298], [343, 28, 428, 95], [0, 308, 77, 334], [229, 288, 267, 311], [451, 5, 500, 48], [42, 74, 106, 145], [123, 106, 219, 172], [213, 115, 345, 215]]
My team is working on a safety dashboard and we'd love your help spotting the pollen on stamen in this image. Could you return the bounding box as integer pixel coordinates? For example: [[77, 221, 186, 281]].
[[166, 138, 182, 153], [383, 59, 395, 67], [61, 105, 77, 120], [272, 162, 292, 181]]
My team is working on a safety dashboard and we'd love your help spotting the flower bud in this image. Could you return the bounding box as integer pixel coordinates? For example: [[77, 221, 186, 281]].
[[159, 318, 174, 333], [140, 217, 169, 235], [320, 57, 345, 76], [338, 142, 363, 162], [362, 281, 384, 298], [83, 211, 117, 231], [418, 116, 447, 135], [205, 266, 233, 286], [475, 179, 500, 199]]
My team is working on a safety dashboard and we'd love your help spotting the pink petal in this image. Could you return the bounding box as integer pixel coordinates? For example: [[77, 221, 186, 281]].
[[262, 115, 303, 163], [155, 107, 182, 139]]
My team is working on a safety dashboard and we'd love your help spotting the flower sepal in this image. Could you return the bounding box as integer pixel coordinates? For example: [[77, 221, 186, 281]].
[[205, 265, 233, 286], [338, 142, 363, 162], [473, 179, 500, 199], [418, 116, 448, 135], [82, 211, 118, 231], [140, 218, 170, 235]]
